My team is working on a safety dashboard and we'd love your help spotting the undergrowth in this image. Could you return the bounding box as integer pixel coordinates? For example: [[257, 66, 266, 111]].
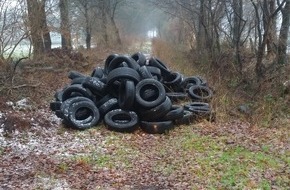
[[151, 38, 290, 128]]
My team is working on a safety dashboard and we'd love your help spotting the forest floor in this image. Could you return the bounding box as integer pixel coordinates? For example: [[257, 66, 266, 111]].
[[0, 44, 289, 189]]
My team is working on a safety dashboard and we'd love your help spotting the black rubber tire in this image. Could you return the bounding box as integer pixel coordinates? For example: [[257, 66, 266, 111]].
[[96, 94, 113, 108], [91, 67, 105, 78], [138, 66, 153, 79], [163, 72, 183, 92], [61, 97, 94, 125], [184, 102, 210, 110], [131, 52, 146, 66], [186, 106, 211, 115], [161, 105, 184, 121], [118, 80, 135, 110], [140, 120, 174, 134], [98, 98, 119, 117], [140, 88, 157, 100], [138, 97, 172, 121], [104, 54, 119, 74], [107, 67, 141, 86], [54, 89, 65, 102], [55, 110, 63, 119], [197, 76, 208, 86], [181, 76, 202, 91], [50, 101, 62, 111], [186, 106, 214, 122], [68, 100, 100, 129], [61, 84, 94, 101], [148, 57, 171, 77], [135, 78, 166, 108], [104, 109, 139, 132], [188, 85, 213, 102], [70, 77, 86, 85], [166, 92, 188, 102], [146, 66, 162, 81], [68, 71, 86, 80], [107, 55, 140, 73], [174, 110, 195, 125], [82, 77, 106, 97]]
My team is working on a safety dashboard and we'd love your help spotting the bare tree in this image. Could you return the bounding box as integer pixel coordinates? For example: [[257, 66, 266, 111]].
[[277, 0, 290, 64], [0, 0, 28, 60], [26, 0, 51, 57], [232, 0, 243, 70], [106, 0, 124, 45], [59, 0, 72, 49], [251, 0, 286, 79]]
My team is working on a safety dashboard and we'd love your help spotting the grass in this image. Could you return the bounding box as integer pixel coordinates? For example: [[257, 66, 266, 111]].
[[146, 126, 289, 189], [67, 132, 140, 170]]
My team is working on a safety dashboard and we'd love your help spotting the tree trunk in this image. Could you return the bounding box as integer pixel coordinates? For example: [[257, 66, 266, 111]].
[[110, 16, 122, 45], [101, 1, 108, 46], [277, 1, 290, 64], [40, 0, 51, 52], [197, 0, 206, 51], [232, 0, 244, 74], [267, 0, 277, 55], [84, 4, 91, 49], [59, 0, 72, 50], [26, 0, 44, 57]]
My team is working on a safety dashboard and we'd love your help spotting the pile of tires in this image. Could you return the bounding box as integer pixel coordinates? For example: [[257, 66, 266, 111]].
[[50, 52, 214, 134]]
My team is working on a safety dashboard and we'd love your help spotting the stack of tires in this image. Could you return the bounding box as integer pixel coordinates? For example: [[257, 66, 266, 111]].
[[50, 52, 214, 134]]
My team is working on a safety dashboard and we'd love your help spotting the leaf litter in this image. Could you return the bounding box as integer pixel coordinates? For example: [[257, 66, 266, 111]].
[[0, 98, 289, 189]]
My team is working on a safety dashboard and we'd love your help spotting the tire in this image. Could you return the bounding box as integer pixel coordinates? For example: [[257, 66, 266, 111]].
[[135, 78, 166, 108], [107, 67, 141, 86], [138, 97, 172, 121], [131, 52, 146, 66], [96, 94, 113, 107], [140, 120, 174, 134], [98, 98, 119, 117], [187, 106, 214, 122], [119, 80, 135, 110], [91, 67, 105, 78], [68, 100, 100, 129], [163, 72, 183, 92], [181, 76, 202, 92], [55, 110, 63, 119], [184, 102, 210, 110], [104, 109, 139, 132], [60, 97, 93, 121], [50, 101, 61, 111], [68, 70, 86, 79], [138, 66, 153, 79], [188, 85, 213, 102], [82, 77, 106, 97], [107, 55, 140, 73], [61, 84, 94, 102], [161, 105, 184, 121], [54, 89, 65, 102], [104, 54, 119, 74], [148, 57, 171, 77], [197, 76, 208, 86], [166, 92, 188, 102], [174, 110, 195, 125], [146, 66, 162, 81], [70, 77, 86, 85], [186, 106, 211, 115]]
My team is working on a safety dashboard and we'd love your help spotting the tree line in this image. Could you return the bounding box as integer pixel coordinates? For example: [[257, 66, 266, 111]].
[[149, 0, 290, 80], [1, 0, 290, 80], [0, 0, 146, 59]]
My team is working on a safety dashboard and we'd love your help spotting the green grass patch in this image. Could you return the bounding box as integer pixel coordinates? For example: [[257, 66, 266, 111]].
[[148, 126, 289, 189]]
